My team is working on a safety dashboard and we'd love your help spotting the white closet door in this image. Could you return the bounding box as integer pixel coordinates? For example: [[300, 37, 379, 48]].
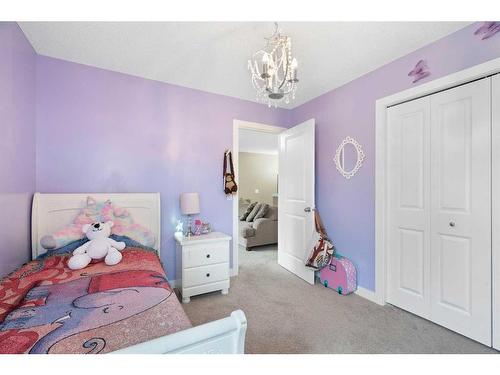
[[387, 96, 431, 318], [430, 78, 491, 346], [493, 74, 500, 350]]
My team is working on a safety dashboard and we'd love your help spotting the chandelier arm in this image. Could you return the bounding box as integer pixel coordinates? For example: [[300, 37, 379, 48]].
[[265, 82, 296, 96], [252, 77, 267, 93], [277, 57, 290, 90]]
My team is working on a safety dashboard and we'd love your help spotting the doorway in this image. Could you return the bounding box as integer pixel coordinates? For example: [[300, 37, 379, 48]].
[[232, 119, 316, 284], [232, 120, 285, 276]]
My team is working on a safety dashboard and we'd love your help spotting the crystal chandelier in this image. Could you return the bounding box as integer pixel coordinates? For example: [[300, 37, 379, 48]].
[[248, 23, 298, 108]]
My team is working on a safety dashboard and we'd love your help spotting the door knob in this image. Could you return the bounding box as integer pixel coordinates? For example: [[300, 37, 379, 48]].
[[304, 207, 311, 213], [449, 221, 455, 227]]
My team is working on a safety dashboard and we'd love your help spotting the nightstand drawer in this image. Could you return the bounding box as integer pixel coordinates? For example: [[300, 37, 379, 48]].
[[183, 263, 229, 288], [184, 243, 229, 268]]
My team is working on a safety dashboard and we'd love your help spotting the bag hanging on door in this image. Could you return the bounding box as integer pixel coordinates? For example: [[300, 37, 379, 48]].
[[305, 209, 334, 270], [223, 150, 238, 195]]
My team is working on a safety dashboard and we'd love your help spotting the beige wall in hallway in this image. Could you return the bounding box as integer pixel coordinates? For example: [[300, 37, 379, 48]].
[[239, 152, 278, 205]]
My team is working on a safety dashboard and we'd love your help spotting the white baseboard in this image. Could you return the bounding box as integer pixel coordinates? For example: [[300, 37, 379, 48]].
[[355, 286, 383, 305], [172, 273, 384, 306], [169, 268, 236, 290]]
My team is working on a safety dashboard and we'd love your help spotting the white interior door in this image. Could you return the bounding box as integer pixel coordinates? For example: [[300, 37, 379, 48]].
[[387, 96, 431, 318], [493, 74, 500, 350], [278, 119, 315, 284], [430, 78, 491, 346]]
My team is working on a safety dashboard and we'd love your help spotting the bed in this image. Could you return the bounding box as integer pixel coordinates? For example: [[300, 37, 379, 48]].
[[0, 193, 246, 354]]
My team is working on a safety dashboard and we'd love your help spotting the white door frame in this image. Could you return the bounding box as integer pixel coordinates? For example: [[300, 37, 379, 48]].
[[492, 75, 500, 348], [232, 119, 286, 276], [375, 56, 500, 306]]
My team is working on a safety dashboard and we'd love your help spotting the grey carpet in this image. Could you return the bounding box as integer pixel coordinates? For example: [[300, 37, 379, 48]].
[[180, 245, 496, 354]]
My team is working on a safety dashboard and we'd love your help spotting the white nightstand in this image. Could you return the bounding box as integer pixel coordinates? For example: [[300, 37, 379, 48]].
[[175, 231, 231, 303]]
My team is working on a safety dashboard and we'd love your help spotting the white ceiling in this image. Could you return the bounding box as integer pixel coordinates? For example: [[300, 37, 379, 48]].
[[239, 129, 279, 155], [19, 22, 470, 109]]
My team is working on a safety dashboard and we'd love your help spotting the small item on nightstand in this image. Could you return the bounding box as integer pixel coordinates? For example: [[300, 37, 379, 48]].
[[201, 222, 211, 234], [191, 220, 212, 236], [193, 219, 202, 236], [175, 220, 184, 234], [180, 192, 200, 237]]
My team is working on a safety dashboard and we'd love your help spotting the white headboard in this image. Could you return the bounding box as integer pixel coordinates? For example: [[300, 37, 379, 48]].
[[31, 192, 161, 259]]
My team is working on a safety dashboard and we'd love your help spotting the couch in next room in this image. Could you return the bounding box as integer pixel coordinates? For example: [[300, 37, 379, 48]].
[[238, 205, 278, 250]]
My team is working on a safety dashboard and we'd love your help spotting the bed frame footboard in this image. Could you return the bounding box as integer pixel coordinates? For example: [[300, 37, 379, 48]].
[[112, 310, 247, 354]]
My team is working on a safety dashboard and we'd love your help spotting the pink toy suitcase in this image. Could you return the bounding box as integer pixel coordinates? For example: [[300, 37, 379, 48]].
[[319, 255, 357, 295]]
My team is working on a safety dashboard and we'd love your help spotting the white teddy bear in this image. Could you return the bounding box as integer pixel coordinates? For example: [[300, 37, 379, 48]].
[[68, 221, 126, 270]]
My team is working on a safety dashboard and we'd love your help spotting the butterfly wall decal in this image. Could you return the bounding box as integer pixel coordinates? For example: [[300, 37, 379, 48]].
[[474, 22, 500, 40], [408, 59, 430, 84]]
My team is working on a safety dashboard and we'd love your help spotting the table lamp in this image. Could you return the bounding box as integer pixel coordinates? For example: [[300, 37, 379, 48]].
[[180, 192, 200, 237]]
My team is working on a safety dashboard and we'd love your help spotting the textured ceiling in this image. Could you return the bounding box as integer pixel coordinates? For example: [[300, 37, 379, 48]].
[[19, 22, 470, 108]]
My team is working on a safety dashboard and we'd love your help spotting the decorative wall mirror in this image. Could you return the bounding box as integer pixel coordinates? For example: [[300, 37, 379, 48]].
[[334, 136, 365, 179]]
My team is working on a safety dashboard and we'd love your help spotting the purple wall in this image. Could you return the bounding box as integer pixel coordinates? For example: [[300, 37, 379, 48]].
[[4, 21, 500, 288], [291, 22, 500, 291], [35, 55, 289, 279], [0, 23, 36, 277]]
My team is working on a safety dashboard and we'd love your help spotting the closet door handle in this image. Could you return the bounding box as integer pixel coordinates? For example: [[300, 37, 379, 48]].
[[449, 221, 456, 227], [304, 207, 311, 213]]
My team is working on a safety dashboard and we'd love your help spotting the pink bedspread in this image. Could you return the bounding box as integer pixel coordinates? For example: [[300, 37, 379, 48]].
[[0, 248, 191, 354]]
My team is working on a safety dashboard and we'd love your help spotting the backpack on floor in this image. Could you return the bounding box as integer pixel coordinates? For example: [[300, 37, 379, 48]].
[[319, 254, 357, 295]]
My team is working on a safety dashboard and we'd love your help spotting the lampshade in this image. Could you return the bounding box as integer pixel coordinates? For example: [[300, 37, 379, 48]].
[[180, 192, 200, 215]]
